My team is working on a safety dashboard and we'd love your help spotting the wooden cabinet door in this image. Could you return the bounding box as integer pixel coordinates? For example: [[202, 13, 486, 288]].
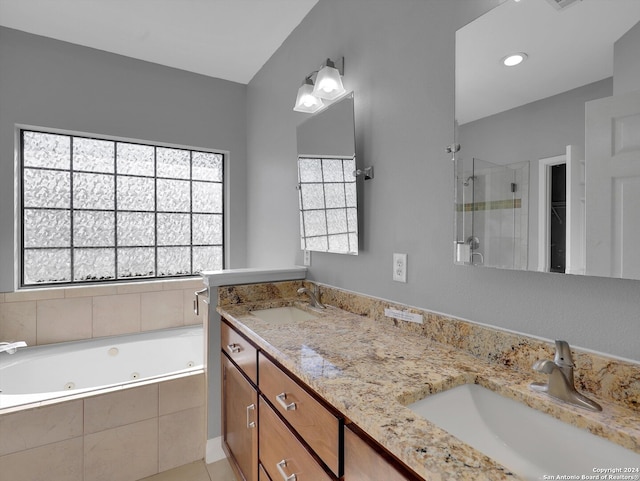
[[223, 354, 258, 481], [344, 425, 415, 481]]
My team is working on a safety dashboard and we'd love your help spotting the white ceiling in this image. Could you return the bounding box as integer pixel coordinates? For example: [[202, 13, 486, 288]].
[[457, 0, 640, 124], [0, 0, 319, 84]]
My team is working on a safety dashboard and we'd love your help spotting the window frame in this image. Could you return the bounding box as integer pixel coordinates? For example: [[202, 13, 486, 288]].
[[17, 126, 226, 288]]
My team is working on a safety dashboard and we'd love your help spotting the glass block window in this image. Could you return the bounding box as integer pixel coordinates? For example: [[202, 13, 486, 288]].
[[297, 156, 358, 254], [20, 129, 224, 286]]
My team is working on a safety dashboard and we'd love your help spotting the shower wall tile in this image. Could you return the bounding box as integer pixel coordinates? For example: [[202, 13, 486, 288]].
[[84, 418, 158, 481], [37, 297, 92, 344], [0, 300, 37, 345], [141, 289, 184, 330], [0, 437, 83, 481], [158, 405, 205, 472], [159, 373, 205, 415], [84, 384, 158, 434], [0, 400, 83, 456], [92, 292, 141, 337]]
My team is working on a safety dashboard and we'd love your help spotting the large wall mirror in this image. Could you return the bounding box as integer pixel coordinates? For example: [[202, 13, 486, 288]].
[[454, 0, 640, 280], [296, 93, 358, 255]]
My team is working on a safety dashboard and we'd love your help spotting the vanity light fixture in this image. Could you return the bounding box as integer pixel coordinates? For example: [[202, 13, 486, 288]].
[[312, 58, 346, 100], [502, 52, 528, 67], [293, 57, 345, 113], [293, 76, 325, 113]]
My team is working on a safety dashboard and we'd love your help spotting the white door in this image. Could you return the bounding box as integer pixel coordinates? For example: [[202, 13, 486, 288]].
[[585, 89, 640, 279]]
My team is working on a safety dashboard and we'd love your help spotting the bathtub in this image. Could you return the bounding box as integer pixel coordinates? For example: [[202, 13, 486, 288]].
[[0, 325, 203, 411]]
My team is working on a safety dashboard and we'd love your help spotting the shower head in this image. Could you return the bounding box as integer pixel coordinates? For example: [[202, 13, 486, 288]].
[[463, 175, 476, 186]]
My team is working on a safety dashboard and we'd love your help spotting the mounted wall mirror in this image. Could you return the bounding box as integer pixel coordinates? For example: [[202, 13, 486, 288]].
[[296, 93, 359, 255], [454, 0, 640, 280]]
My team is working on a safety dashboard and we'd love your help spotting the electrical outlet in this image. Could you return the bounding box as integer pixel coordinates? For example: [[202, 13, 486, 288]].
[[393, 253, 407, 283], [303, 250, 311, 266]]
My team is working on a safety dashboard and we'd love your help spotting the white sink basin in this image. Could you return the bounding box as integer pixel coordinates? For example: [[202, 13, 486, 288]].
[[407, 383, 640, 480], [250, 306, 318, 324]]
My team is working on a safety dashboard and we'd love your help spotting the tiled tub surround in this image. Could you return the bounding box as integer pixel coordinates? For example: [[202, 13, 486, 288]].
[[0, 278, 208, 481], [0, 372, 206, 481], [217, 281, 640, 481], [0, 278, 205, 346]]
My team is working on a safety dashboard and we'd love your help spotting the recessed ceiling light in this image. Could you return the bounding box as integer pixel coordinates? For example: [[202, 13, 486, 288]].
[[502, 53, 528, 67]]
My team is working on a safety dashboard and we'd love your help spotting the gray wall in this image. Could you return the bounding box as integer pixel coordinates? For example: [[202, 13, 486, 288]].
[[246, 0, 640, 361], [0, 27, 248, 290], [614, 20, 640, 96]]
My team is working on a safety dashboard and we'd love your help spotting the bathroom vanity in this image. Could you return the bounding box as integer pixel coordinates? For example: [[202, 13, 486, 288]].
[[221, 319, 415, 481], [217, 281, 640, 481]]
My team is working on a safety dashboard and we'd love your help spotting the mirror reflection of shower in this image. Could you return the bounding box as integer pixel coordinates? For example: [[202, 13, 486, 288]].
[[455, 157, 529, 269], [463, 175, 476, 186]]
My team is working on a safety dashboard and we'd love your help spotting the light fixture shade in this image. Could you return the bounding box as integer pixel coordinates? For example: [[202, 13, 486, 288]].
[[312, 60, 346, 100], [293, 78, 324, 113]]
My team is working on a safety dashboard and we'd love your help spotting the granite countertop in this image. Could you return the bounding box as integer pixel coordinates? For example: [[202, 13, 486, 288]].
[[218, 298, 640, 481]]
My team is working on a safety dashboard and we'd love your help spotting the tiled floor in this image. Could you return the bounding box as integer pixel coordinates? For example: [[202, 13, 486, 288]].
[[141, 458, 235, 481]]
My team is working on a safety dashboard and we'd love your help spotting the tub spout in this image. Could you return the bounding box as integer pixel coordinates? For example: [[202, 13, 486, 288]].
[[0, 341, 27, 355]]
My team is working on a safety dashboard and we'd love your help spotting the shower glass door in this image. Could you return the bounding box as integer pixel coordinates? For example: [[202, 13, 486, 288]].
[[455, 158, 529, 269]]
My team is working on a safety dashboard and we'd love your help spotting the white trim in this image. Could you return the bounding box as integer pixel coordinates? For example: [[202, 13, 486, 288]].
[[201, 267, 307, 287], [206, 436, 226, 464], [537, 154, 566, 272]]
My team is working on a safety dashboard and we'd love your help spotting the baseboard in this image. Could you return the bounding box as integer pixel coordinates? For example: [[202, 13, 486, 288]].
[[206, 436, 226, 464]]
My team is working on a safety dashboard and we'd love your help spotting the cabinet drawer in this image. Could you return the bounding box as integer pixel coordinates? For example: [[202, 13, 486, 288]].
[[259, 397, 332, 481], [258, 353, 342, 476], [345, 424, 418, 481], [222, 320, 257, 383]]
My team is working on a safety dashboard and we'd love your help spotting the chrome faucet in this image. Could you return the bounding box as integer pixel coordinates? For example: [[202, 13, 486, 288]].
[[530, 340, 602, 412], [297, 286, 326, 309], [0, 341, 27, 355]]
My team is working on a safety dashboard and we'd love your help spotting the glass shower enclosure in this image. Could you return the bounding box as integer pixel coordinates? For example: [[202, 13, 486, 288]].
[[455, 157, 529, 270]]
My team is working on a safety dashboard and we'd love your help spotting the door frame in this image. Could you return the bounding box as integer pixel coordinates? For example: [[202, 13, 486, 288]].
[[537, 154, 566, 272]]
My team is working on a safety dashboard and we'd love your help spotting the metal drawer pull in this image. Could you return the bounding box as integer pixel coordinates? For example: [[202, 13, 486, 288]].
[[246, 403, 256, 429], [275, 392, 297, 411], [276, 459, 297, 481], [226, 343, 241, 354]]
